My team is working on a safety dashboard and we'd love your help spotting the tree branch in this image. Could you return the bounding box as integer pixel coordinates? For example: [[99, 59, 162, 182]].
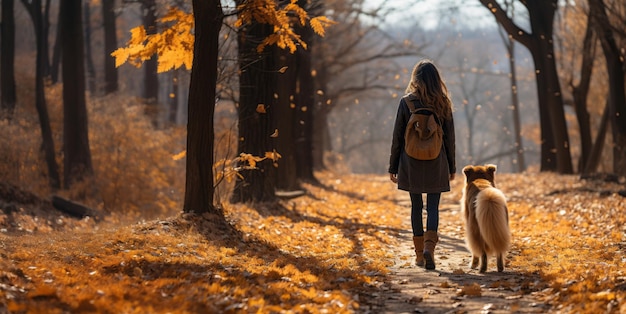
[[478, 0, 532, 48]]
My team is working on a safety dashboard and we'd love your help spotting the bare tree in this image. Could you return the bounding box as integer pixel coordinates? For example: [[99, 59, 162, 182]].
[[589, 0, 626, 177], [557, 3, 596, 173], [60, 0, 94, 189], [1, 0, 17, 118], [21, 0, 60, 189], [313, 0, 423, 170], [102, 0, 119, 95], [142, 0, 159, 127], [479, 0, 574, 174], [83, 0, 97, 95], [497, 0, 525, 172]]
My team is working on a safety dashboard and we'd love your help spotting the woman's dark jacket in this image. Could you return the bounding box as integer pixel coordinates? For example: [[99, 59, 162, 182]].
[[388, 93, 456, 193]]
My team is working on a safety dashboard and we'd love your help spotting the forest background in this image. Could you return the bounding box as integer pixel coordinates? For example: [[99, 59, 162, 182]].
[[2, 0, 625, 215], [0, 0, 625, 312]]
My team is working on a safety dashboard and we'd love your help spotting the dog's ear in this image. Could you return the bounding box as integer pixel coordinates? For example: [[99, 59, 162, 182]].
[[463, 166, 474, 182], [463, 165, 474, 176], [485, 164, 497, 186]]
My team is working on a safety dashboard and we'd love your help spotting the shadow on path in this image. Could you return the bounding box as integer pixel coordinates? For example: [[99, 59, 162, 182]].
[[381, 192, 550, 313]]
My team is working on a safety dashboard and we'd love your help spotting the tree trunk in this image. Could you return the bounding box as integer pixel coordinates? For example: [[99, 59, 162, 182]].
[[505, 37, 526, 172], [183, 0, 222, 214], [571, 12, 595, 173], [479, 0, 573, 174], [168, 69, 179, 125], [52, 195, 98, 219], [531, 46, 558, 172], [102, 0, 118, 95], [142, 0, 159, 127], [60, 0, 94, 189], [294, 24, 317, 182], [274, 47, 299, 191], [590, 0, 626, 177], [42, 0, 51, 77], [1, 0, 17, 118], [528, 1, 573, 173], [311, 48, 329, 171], [312, 106, 332, 170], [231, 11, 277, 203], [22, 0, 61, 189], [582, 103, 609, 176], [50, 10, 62, 84], [83, 1, 96, 95], [496, 0, 525, 172]]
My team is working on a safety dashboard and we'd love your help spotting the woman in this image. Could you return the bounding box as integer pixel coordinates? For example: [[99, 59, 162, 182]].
[[388, 60, 456, 270]]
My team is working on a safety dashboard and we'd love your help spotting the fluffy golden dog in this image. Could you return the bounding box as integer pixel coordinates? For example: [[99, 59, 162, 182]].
[[461, 164, 511, 272]]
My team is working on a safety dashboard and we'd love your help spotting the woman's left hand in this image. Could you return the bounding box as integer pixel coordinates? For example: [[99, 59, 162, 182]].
[[389, 173, 398, 183]]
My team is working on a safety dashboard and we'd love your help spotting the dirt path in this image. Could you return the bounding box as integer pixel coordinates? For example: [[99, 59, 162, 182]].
[[381, 192, 551, 313]]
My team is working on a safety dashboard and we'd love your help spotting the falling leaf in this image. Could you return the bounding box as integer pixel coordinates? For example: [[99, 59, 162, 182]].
[[172, 150, 186, 160], [265, 150, 282, 162], [270, 129, 279, 138], [458, 283, 482, 297], [256, 104, 266, 113]]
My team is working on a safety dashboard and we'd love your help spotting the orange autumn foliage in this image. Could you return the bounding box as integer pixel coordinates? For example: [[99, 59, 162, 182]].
[[0, 85, 625, 313], [112, 3, 334, 73]]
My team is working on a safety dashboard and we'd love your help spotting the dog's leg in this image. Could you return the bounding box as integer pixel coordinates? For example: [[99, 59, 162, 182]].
[[479, 252, 487, 273], [497, 253, 504, 272], [470, 255, 479, 269]]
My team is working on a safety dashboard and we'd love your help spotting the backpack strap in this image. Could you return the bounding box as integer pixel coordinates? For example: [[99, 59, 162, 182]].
[[403, 95, 441, 125], [403, 95, 418, 113]]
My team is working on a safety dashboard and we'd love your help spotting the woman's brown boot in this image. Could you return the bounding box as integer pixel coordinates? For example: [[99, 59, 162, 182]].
[[423, 230, 439, 270], [412, 236, 425, 266]]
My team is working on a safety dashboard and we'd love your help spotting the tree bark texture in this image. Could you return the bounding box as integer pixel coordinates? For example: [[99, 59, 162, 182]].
[[231, 13, 277, 203], [570, 12, 595, 173], [60, 0, 94, 188], [142, 0, 159, 127], [102, 0, 119, 94], [294, 12, 317, 182], [1, 0, 17, 118], [22, 0, 61, 189], [582, 104, 609, 176], [589, 0, 626, 177], [183, 0, 222, 214], [168, 69, 179, 125], [311, 42, 329, 171], [83, 1, 97, 95], [274, 47, 299, 191], [504, 37, 525, 172], [50, 11, 62, 83]]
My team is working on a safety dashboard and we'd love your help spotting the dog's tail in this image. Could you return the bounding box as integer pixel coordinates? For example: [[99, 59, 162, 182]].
[[475, 187, 511, 254]]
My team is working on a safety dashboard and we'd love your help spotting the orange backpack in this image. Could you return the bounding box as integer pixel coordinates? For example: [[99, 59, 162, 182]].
[[403, 96, 443, 160]]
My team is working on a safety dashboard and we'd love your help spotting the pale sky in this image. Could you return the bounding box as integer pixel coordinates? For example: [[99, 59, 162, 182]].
[[365, 0, 495, 30]]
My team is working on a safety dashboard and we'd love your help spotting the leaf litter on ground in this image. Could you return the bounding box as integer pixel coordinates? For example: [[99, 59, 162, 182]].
[[0, 171, 624, 313]]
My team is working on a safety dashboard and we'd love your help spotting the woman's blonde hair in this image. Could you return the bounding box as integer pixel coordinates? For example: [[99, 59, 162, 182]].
[[405, 60, 453, 119]]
